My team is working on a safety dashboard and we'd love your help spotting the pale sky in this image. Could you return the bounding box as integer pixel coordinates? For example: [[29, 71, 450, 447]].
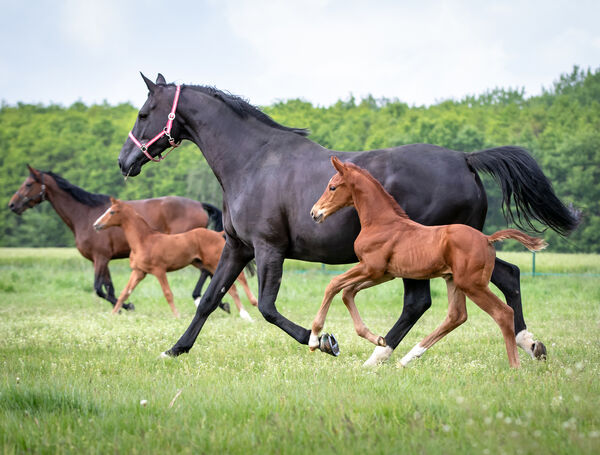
[[1, 0, 599, 108]]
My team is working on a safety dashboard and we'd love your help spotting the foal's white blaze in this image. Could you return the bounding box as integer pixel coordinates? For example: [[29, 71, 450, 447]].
[[239, 308, 253, 322], [93, 206, 112, 229], [399, 343, 427, 367], [363, 345, 393, 367], [516, 329, 537, 358]]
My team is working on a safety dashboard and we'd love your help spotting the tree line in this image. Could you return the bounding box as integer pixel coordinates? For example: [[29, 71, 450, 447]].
[[1, 66, 598, 252]]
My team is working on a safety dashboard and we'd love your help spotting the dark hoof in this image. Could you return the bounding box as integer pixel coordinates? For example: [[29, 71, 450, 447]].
[[377, 336, 387, 347], [122, 303, 135, 311], [532, 341, 547, 360], [218, 301, 231, 314], [319, 333, 340, 357]]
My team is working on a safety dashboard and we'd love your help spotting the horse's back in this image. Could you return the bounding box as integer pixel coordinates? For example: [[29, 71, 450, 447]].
[[129, 196, 209, 233]]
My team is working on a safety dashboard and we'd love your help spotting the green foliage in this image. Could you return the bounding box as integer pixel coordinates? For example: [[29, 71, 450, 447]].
[[1, 67, 598, 251]]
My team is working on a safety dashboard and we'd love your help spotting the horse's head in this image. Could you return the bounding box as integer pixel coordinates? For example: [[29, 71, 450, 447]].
[[93, 197, 126, 231], [118, 73, 183, 177], [8, 165, 48, 215], [310, 156, 354, 223]]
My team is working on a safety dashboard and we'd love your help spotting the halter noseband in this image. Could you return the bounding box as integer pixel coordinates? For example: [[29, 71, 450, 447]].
[[128, 84, 182, 162]]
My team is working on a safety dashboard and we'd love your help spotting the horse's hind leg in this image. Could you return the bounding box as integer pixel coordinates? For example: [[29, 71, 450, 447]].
[[191, 265, 230, 314], [341, 275, 393, 347], [236, 271, 258, 307], [113, 269, 146, 315], [364, 279, 432, 366], [400, 278, 467, 366], [491, 257, 546, 359], [226, 284, 253, 322], [464, 284, 520, 368], [155, 271, 180, 318]]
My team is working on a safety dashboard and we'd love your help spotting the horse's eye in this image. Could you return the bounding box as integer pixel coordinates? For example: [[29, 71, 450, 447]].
[[110, 211, 115, 215], [139, 112, 148, 119], [329, 185, 336, 191], [26, 183, 32, 188]]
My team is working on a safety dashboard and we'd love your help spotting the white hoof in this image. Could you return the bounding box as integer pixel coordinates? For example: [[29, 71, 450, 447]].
[[399, 343, 427, 367], [158, 351, 171, 359], [239, 308, 253, 322], [194, 297, 201, 308], [363, 345, 393, 367], [516, 330, 536, 358]]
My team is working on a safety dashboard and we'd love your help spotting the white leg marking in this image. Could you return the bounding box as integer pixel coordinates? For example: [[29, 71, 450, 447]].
[[516, 329, 536, 359], [309, 333, 320, 350], [239, 308, 253, 322], [399, 343, 427, 367], [363, 345, 394, 367], [194, 297, 201, 308], [159, 352, 171, 359]]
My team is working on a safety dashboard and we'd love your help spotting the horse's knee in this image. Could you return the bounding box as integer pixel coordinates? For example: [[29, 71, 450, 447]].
[[259, 305, 278, 324], [448, 310, 468, 326]]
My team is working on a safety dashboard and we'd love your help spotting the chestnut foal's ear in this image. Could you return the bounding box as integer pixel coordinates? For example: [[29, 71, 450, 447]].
[[109, 196, 117, 204], [27, 164, 41, 181], [156, 73, 167, 85], [141, 72, 156, 93], [331, 156, 346, 175]]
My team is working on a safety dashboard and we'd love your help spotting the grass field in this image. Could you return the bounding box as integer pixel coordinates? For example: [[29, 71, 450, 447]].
[[1, 248, 599, 454]]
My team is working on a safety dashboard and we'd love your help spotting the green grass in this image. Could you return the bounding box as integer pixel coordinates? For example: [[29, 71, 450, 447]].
[[1, 248, 599, 454]]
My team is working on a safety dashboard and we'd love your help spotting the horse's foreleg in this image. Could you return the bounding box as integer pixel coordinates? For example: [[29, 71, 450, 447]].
[[463, 284, 520, 368], [112, 269, 146, 315], [341, 275, 393, 347], [164, 242, 254, 357], [155, 271, 180, 318], [491, 257, 546, 359], [310, 263, 374, 351], [254, 245, 312, 345], [400, 278, 467, 367], [364, 279, 432, 366]]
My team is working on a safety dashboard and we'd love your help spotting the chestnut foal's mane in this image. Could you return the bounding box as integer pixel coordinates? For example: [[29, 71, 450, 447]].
[[344, 162, 410, 220]]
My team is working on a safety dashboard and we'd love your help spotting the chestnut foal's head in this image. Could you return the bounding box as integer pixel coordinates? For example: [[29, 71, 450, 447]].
[[310, 156, 354, 223], [93, 197, 126, 231]]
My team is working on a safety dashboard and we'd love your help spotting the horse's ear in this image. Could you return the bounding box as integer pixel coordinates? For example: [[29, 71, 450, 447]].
[[110, 196, 117, 204], [27, 164, 41, 181], [141, 72, 156, 93], [156, 73, 167, 85], [331, 156, 346, 175]]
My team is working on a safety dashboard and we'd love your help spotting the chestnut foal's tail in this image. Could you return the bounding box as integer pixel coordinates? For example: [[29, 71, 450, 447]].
[[488, 229, 548, 252]]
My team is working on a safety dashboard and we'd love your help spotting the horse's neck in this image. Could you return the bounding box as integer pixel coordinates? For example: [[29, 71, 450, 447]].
[[178, 90, 306, 189], [119, 209, 156, 250], [350, 172, 411, 228], [44, 178, 91, 233]]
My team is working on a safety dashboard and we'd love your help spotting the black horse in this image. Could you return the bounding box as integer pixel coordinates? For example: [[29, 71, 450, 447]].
[[118, 74, 578, 364]]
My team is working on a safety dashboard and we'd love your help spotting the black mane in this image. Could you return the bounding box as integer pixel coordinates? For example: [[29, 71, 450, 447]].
[[175, 84, 310, 137], [44, 171, 110, 207]]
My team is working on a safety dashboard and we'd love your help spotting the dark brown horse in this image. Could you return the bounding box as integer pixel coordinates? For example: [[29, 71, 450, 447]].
[[310, 157, 547, 367], [93, 197, 257, 318], [8, 165, 224, 311]]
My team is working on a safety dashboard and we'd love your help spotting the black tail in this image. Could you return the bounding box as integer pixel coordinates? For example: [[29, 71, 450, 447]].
[[466, 146, 581, 236], [201, 202, 223, 231]]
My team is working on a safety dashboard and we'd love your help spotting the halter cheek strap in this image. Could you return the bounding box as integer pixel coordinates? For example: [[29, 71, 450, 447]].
[[128, 85, 182, 162]]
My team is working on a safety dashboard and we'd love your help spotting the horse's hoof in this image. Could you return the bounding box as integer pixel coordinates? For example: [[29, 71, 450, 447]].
[[532, 341, 547, 360], [123, 303, 135, 311], [319, 333, 340, 357], [218, 301, 231, 314], [377, 336, 387, 347]]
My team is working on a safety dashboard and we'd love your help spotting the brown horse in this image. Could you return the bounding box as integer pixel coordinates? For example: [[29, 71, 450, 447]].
[[309, 157, 547, 368], [8, 165, 224, 311], [93, 197, 258, 319]]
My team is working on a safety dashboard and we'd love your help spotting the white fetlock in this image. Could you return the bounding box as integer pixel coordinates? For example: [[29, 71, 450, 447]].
[[194, 297, 201, 308], [309, 332, 320, 351], [399, 343, 427, 367], [363, 345, 394, 367], [239, 308, 253, 322], [516, 330, 536, 359], [158, 352, 171, 359]]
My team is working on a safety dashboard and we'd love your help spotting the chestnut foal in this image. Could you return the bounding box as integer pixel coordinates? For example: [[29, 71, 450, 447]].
[[93, 197, 257, 319], [309, 157, 547, 368]]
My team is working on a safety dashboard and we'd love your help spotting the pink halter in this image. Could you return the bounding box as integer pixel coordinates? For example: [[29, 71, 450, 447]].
[[128, 84, 182, 162]]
